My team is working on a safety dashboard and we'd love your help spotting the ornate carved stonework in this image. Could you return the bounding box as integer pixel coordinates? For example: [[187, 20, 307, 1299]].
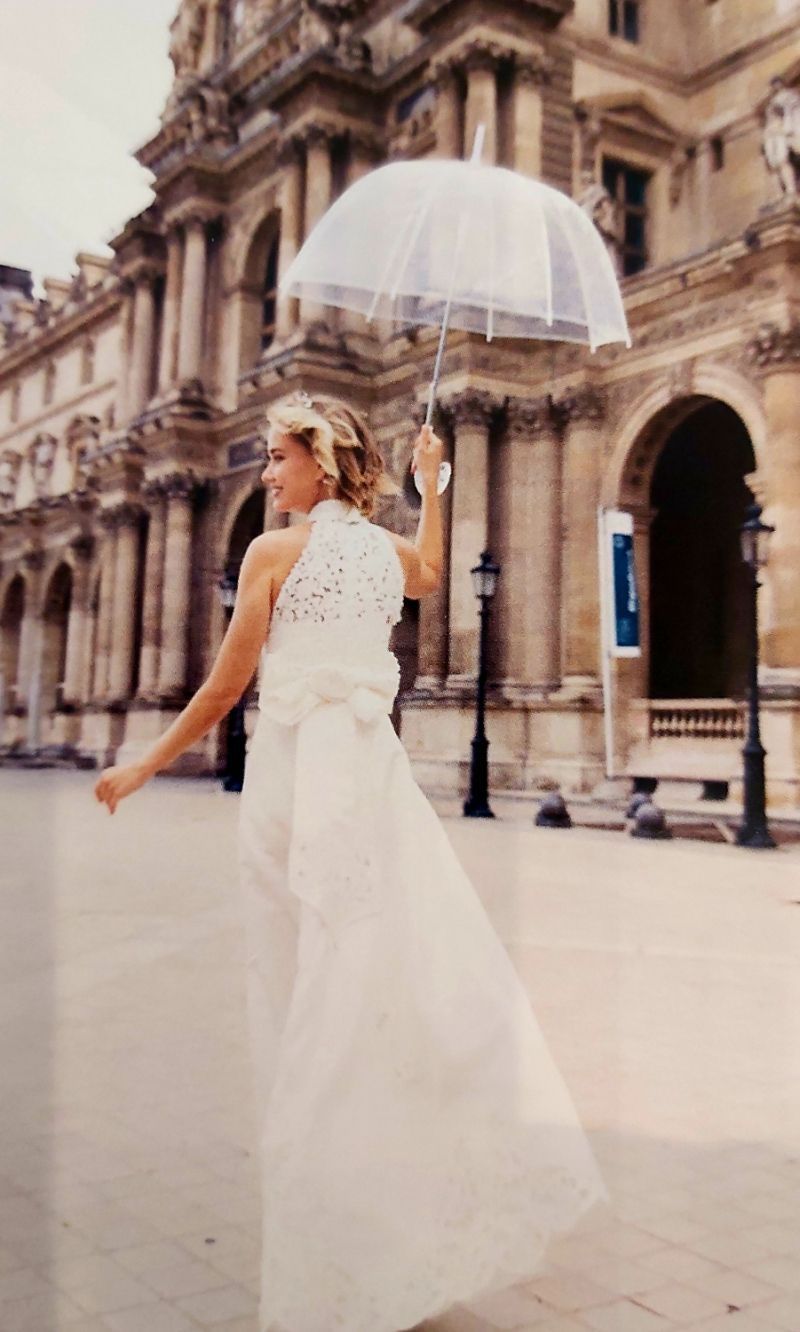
[[69, 532, 96, 562], [577, 170, 622, 276], [163, 471, 199, 502], [505, 394, 557, 438], [762, 75, 800, 200], [168, 0, 208, 83], [449, 387, 498, 430], [101, 501, 143, 531], [747, 320, 800, 368], [21, 545, 45, 574], [28, 433, 57, 499], [0, 451, 21, 514], [557, 385, 606, 425], [514, 52, 553, 87]]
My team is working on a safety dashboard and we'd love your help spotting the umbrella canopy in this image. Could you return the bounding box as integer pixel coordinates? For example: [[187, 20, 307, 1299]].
[[279, 155, 631, 353]]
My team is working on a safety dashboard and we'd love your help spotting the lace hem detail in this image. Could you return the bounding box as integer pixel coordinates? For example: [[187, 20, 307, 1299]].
[[258, 1126, 609, 1332]]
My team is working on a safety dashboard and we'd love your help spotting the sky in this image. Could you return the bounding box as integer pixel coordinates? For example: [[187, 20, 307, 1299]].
[[0, 0, 179, 294]]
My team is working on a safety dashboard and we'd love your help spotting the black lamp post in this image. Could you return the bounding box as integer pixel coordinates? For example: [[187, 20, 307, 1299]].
[[463, 550, 500, 819], [217, 568, 247, 793], [736, 502, 776, 849]]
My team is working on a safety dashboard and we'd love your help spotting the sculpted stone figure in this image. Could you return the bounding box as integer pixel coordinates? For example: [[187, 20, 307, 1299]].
[[0, 452, 20, 512], [169, 0, 207, 80], [762, 75, 800, 198], [578, 169, 622, 275], [30, 433, 57, 498]]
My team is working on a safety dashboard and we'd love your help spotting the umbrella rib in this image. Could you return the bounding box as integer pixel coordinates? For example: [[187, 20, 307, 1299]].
[[365, 192, 431, 323], [387, 181, 441, 305], [563, 210, 598, 352], [541, 204, 553, 328]]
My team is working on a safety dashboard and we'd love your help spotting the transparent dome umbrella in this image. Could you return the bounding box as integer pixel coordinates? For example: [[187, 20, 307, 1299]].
[[278, 126, 631, 494]]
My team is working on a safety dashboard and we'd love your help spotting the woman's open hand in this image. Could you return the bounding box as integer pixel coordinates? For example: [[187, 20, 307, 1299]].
[[411, 423, 443, 494], [94, 762, 150, 815]]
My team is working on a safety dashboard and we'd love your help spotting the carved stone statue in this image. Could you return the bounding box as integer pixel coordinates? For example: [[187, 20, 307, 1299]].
[[298, 0, 369, 59], [762, 75, 800, 199], [578, 169, 622, 275], [164, 0, 208, 116], [186, 83, 233, 146], [0, 451, 20, 513], [29, 433, 57, 498], [169, 0, 208, 80]]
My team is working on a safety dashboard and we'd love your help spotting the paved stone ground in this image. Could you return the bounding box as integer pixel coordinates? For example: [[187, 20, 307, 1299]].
[[3, 768, 800, 1332]]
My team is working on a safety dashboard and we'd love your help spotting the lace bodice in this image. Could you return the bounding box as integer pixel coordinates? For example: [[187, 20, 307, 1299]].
[[271, 499, 405, 634], [256, 498, 406, 730]]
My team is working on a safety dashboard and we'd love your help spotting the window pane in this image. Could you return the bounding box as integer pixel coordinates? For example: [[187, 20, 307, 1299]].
[[625, 213, 645, 249], [623, 0, 639, 42], [625, 170, 647, 207], [608, 0, 620, 35]]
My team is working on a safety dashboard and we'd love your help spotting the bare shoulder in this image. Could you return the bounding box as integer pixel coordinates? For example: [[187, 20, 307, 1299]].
[[244, 524, 310, 569]]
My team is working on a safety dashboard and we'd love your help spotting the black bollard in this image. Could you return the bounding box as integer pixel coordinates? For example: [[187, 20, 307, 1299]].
[[630, 800, 673, 840], [535, 792, 573, 829]]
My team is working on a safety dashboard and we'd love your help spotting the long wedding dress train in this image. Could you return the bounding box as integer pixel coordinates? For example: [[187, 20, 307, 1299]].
[[236, 497, 609, 1332]]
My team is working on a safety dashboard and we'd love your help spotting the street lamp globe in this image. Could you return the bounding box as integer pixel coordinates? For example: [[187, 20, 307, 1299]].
[[740, 502, 774, 570], [218, 569, 238, 611], [470, 550, 500, 601]]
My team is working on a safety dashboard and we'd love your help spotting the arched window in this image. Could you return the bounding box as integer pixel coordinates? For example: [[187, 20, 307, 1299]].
[[261, 236, 279, 352], [81, 337, 95, 386], [43, 360, 56, 406]]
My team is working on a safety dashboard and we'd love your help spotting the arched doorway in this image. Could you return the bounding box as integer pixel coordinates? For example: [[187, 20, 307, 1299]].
[[41, 564, 72, 713], [1, 575, 25, 724], [649, 401, 755, 700], [239, 215, 280, 372], [218, 490, 267, 778]]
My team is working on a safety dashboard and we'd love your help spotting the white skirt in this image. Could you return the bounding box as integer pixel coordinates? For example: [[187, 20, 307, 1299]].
[[237, 705, 609, 1332]]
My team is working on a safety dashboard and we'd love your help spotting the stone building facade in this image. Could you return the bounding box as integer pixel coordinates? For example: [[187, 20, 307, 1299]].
[[1, 0, 800, 807]]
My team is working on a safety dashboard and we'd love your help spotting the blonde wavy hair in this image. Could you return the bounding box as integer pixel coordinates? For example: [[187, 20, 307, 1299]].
[[265, 391, 400, 519]]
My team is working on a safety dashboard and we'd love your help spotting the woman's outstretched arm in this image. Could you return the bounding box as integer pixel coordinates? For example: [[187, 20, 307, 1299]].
[[93, 532, 277, 813]]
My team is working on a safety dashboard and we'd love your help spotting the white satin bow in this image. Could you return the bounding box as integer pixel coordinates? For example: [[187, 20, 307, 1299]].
[[255, 651, 401, 943]]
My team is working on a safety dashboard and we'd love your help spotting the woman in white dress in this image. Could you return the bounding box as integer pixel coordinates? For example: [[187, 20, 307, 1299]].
[[95, 392, 609, 1332]]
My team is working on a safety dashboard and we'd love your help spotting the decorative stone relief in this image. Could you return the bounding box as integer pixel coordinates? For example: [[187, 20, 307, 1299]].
[[762, 75, 800, 200], [0, 451, 21, 514], [28, 433, 57, 499]]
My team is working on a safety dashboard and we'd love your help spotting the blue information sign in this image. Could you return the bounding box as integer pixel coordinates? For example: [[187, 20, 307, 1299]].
[[611, 530, 640, 652]]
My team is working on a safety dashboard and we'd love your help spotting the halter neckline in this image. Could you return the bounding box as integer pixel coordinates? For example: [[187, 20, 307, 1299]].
[[306, 498, 364, 524]]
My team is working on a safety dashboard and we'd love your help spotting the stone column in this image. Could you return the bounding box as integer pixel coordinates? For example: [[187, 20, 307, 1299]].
[[62, 533, 95, 705], [447, 390, 495, 680], [93, 513, 118, 700], [499, 397, 562, 689], [106, 503, 142, 702], [114, 279, 135, 428], [177, 215, 209, 383], [432, 60, 462, 159], [275, 138, 304, 343], [137, 480, 168, 699], [300, 125, 334, 326], [157, 473, 195, 698], [463, 43, 499, 164], [511, 55, 547, 178], [18, 548, 45, 707], [558, 386, 607, 687], [158, 227, 183, 391], [753, 332, 800, 675], [127, 268, 158, 417]]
